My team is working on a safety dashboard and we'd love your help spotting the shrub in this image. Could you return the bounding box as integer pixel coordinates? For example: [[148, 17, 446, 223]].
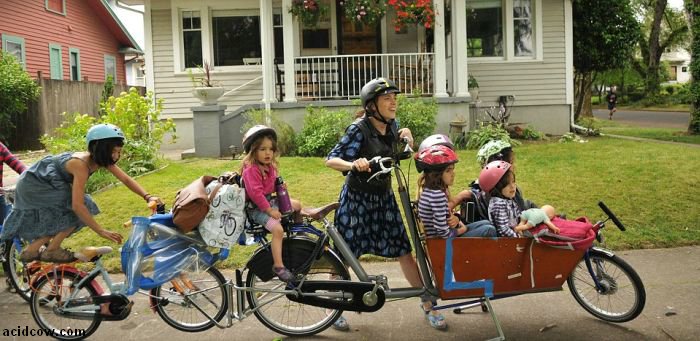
[[0, 52, 41, 141], [396, 94, 438, 146], [520, 126, 547, 140], [242, 109, 296, 156], [576, 116, 601, 136], [466, 124, 520, 150], [295, 106, 353, 157], [41, 89, 177, 192]]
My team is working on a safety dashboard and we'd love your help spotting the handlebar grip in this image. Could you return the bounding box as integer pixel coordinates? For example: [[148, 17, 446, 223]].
[[598, 201, 626, 231]]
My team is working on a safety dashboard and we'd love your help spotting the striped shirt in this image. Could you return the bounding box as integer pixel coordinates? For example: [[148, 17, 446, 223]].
[[488, 197, 521, 237], [0, 142, 27, 187], [418, 188, 457, 239]]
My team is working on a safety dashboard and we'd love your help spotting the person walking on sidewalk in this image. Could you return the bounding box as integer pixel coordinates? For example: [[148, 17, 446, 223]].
[[606, 86, 618, 120]]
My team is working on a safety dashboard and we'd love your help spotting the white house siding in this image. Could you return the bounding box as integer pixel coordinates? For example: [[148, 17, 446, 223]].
[[467, 0, 569, 134], [150, 1, 265, 150]]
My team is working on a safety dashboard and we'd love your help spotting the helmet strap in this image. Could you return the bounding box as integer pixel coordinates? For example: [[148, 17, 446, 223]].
[[367, 98, 393, 125]]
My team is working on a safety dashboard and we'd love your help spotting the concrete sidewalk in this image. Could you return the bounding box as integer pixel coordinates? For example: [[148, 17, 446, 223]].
[[2, 246, 699, 340]]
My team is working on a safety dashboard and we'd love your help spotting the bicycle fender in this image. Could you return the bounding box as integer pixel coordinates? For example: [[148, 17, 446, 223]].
[[30, 265, 104, 295], [590, 246, 615, 258]]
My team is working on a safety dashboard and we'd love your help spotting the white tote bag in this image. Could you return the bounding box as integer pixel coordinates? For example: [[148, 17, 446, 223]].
[[198, 180, 246, 249]]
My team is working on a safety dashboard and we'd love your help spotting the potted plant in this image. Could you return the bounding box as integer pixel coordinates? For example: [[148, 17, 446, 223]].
[[339, 0, 387, 26], [468, 74, 479, 101], [289, 0, 328, 28], [189, 61, 225, 105], [389, 0, 435, 32]]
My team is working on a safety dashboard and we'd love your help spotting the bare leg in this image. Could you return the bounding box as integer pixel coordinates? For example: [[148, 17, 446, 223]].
[[270, 224, 285, 268], [398, 254, 442, 316], [291, 199, 302, 223], [24, 236, 52, 253], [45, 227, 75, 251]]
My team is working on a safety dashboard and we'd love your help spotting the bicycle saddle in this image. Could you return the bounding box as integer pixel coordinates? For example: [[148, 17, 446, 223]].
[[301, 202, 340, 221], [74, 246, 113, 262]]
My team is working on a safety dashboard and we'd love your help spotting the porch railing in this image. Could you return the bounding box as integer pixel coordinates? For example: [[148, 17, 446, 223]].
[[280, 53, 435, 101]]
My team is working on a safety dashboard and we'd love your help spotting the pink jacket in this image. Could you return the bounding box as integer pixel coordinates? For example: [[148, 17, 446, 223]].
[[242, 163, 278, 211]]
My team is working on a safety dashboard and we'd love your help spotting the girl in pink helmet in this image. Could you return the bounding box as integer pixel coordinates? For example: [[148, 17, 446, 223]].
[[416, 145, 496, 240], [478, 161, 522, 237]]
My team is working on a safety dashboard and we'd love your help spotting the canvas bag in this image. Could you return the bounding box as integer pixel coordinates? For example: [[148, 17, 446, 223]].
[[172, 175, 220, 232], [198, 173, 247, 249], [523, 216, 598, 250]]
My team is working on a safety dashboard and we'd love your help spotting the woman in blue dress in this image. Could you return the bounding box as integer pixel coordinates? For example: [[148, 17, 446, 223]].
[[0, 124, 162, 263], [326, 78, 447, 330]]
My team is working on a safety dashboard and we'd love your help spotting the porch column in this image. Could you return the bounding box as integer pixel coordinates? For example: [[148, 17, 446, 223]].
[[260, 0, 276, 109], [433, 0, 448, 97], [282, 0, 297, 102], [453, 0, 469, 97]]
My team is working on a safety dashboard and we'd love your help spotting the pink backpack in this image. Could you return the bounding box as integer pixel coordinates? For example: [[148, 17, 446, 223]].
[[523, 216, 598, 250]]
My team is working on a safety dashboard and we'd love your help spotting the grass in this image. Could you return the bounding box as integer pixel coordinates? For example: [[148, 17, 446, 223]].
[[595, 119, 700, 145], [58, 137, 700, 272]]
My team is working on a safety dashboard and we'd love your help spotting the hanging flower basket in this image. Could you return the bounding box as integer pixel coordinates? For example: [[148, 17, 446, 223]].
[[339, 0, 387, 26], [289, 0, 329, 28], [389, 0, 435, 32]]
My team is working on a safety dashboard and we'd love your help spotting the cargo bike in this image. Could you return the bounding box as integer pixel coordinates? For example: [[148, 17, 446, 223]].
[[26, 149, 645, 341]]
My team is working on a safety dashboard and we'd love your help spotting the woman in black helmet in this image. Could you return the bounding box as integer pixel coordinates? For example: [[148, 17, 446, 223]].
[[326, 78, 447, 330]]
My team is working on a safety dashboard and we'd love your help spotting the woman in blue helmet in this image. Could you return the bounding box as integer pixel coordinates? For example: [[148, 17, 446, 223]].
[[326, 78, 448, 330], [0, 124, 162, 263]]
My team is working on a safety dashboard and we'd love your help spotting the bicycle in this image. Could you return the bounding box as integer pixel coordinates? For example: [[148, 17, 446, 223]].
[[0, 186, 33, 302]]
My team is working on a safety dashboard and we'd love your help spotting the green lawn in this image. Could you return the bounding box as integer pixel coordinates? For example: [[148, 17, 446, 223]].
[[62, 137, 700, 272], [596, 119, 700, 145]]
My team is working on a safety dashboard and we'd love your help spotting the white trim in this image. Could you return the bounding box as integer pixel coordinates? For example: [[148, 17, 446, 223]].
[[433, 0, 448, 97], [565, 0, 573, 105], [453, 0, 469, 97], [144, 0, 155, 92], [282, 0, 296, 102]]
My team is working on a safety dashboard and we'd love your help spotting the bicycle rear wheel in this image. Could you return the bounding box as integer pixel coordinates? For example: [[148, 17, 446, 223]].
[[246, 247, 350, 337], [151, 266, 228, 332], [3, 239, 32, 302], [567, 249, 646, 322], [30, 270, 102, 340]]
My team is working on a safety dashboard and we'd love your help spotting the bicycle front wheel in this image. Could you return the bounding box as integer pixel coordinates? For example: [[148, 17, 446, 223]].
[[3, 239, 32, 302], [151, 266, 228, 332], [567, 249, 646, 322], [246, 247, 350, 337], [30, 270, 102, 340]]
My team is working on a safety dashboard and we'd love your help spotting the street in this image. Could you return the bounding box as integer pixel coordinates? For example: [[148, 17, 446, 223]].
[[1, 246, 699, 340], [592, 109, 691, 129]]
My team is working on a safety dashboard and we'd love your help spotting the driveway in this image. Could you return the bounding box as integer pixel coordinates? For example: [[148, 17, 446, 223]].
[[592, 109, 691, 129], [1, 246, 699, 340]]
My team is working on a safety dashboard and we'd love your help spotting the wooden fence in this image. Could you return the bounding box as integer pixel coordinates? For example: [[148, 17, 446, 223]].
[[7, 75, 144, 150]]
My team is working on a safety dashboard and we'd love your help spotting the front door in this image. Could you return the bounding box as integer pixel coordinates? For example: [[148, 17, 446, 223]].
[[337, 9, 382, 96]]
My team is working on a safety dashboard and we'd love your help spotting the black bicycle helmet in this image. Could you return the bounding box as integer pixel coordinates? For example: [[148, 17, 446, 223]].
[[242, 125, 277, 153], [360, 77, 401, 110]]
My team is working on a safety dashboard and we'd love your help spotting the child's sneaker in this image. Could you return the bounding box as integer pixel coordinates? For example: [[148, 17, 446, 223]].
[[272, 266, 294, 283]]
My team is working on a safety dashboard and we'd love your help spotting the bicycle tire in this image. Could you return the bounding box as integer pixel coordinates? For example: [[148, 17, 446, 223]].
[[567, 249, 646, 322], [30, 270, 102, 340], [3, 239, 32, 302], [151, 266, 228, 332], [246, 245, 350, 337]]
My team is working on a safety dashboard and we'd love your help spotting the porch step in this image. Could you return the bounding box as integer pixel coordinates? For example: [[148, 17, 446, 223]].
[[181, 148, 196, 159]]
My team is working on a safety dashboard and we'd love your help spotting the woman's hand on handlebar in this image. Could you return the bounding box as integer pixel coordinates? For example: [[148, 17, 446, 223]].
[[398, 128, 414, 149], [351, 158, 371, 173]]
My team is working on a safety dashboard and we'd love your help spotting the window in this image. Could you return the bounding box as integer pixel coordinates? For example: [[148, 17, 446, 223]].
[[682, 66, 688, 73], [466, 0, 538, 60], [513, 0, 533, 57], [45, 0, 66, 15], [2, 34, 26, 67], [211, 10, 261, 67], [273, 8, 284, 62], [182, 10, 202, 68], [69, 48, 81, 81], [301, 0, 331, 50], [467, 0, 503, 57], [49, 44, 63, 80], [104, 55, 117, 81]]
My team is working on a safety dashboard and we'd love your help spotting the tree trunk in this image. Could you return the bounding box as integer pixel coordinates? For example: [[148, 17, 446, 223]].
[[645, 0, 668, 98], [688, 0, 700, 134], [573, 71, 593, 123]]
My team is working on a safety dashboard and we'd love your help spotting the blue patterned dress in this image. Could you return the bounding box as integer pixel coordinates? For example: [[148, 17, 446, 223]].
[[0, 153, 100, 241], [327, 124, 412, 259]]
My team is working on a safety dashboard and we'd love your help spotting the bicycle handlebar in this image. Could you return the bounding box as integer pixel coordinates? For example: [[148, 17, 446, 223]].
[[598, 201, 626, 231]]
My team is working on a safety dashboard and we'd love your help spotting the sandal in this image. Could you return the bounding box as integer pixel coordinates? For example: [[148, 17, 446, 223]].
[[421, 304, 447, 330], [40, 248, 76, 263], [331, 315, 350, 331], [19, 249, 41, 262]]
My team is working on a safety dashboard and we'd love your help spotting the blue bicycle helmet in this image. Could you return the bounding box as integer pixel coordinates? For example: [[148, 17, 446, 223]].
[[86, 124, 125, 145]]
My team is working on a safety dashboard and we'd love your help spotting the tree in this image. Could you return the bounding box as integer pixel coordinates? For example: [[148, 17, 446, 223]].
[[0, 52, 41, 142], [633, 0, 689, 100], [686, 0, 700, 134], [573, 0, 640, 122]]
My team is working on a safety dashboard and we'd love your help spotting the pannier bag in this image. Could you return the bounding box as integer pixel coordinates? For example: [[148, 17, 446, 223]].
[[198, 173, 246, 249], [523, 216, 598, 250], [172, 175, 220, 232]]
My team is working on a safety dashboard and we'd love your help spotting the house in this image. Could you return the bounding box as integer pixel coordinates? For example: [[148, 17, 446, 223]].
[[121, 0, 574, 155], [661, 47, 690, 84], [0, 0, 142, 84]]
